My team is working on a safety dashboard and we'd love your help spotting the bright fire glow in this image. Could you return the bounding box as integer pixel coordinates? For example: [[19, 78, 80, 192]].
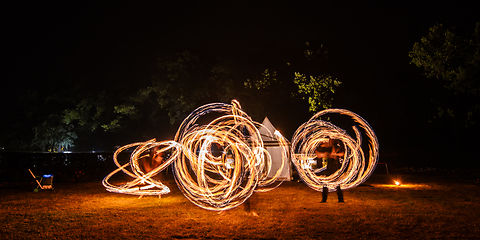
[[290, 109, 379, 192], [102, 140, 181, 196], [103, 100, 289, 210], [373, 183, 430, 189], [173, 100, 290, 210], [103, 101, 378, 211], [394, 180, 401, 186]]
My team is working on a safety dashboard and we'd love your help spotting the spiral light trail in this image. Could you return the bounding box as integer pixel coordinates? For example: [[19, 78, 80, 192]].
[[103, 101, 378, 210], [102, 140, 181, 196], [290, 109, 379, 192], [173, 100, 289, 210]]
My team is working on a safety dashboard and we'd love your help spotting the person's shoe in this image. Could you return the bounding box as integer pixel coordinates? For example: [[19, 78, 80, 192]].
[[336, 185, 344, 203], [321, 186, 328, 202]]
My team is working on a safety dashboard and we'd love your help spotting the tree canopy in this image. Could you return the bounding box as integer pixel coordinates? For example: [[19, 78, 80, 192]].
[[6, 41, 342, 152], [243, 41, 342, 113], [409, 22, 480, 129]]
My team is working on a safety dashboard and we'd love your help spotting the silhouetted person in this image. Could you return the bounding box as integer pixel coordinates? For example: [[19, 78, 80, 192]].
[[315, 138, 344, 176], [142, 146, 164, 176], [315, 138, 345, 203]]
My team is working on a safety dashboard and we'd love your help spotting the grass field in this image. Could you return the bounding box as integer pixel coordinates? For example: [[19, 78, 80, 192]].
[[1, 174, 479, 239]]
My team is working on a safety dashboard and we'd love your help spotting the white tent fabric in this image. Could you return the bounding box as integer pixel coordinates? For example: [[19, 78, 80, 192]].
[[259, 117, 277, 142], [259, 117, 292, 180]]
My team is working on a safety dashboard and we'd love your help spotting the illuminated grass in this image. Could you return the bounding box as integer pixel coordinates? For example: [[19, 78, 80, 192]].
[[1, 176, 479, 239]]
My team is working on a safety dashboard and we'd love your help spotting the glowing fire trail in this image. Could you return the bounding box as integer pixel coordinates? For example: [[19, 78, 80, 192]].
[[291, 109, 379, 192], [102, 140, 181, 196], [103, 100, 378, 211], [173, 100, 289, 210]]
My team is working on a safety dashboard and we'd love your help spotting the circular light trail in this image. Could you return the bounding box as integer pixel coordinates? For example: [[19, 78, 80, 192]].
[[103, 101, 378, 211], [173, 100, 289, 210], [291, 108, 379, 192]]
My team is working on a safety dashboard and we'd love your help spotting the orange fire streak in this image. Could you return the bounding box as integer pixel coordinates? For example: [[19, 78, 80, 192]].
[[103, 100, 378, 211]]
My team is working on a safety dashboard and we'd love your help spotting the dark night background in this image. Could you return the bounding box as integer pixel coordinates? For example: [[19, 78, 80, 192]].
[[1, 2, 479, 170]]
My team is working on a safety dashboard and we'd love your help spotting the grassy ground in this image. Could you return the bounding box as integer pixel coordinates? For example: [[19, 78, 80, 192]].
[[1, 174, 479, 239]]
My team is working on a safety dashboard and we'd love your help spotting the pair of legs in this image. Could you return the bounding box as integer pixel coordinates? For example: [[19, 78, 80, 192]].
[[321, 186, 344, 203]]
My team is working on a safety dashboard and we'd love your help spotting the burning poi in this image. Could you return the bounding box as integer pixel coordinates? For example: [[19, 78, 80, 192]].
[[103, 100, 378, 211]]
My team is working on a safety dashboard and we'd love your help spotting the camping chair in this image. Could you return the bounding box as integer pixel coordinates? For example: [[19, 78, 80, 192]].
[[28, 169, 54, 192]]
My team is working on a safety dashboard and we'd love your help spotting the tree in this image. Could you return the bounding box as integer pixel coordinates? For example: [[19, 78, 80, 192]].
[[126, 51, 240, 125], [63, 94, 136, 133], [32, 114, 77, 152], [26, 43, 342, 151], [293, 72, 342, 112], [25, 84, 136, 151], [409, 22, 480, 129], [244, 41, 342, 112], [28, 51, 243, 151], [13, 87, 83, 152]]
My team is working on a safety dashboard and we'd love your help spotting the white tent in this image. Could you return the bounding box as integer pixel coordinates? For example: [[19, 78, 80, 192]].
[[258, 117, 292, 181]]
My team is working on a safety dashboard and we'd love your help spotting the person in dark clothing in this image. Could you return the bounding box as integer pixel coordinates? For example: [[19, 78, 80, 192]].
[[142, 146, 164, 174], [314, 138, 344, 175], [315, 138, 345, 202]]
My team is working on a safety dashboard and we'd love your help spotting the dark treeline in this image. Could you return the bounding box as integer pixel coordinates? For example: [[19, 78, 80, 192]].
[[1, 3, 479, 169]]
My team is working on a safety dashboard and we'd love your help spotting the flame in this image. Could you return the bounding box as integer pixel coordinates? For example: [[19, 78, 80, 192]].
[[103, 100, 378, 211], [290, 109, 379, 192]]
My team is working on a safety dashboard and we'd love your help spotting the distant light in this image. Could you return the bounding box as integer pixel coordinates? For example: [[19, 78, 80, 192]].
[[43, 174, 53, 178], [63, 151, 72, 153], [394, 180, 401, 186]]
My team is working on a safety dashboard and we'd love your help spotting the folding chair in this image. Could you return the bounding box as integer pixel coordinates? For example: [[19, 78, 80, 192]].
[[28, 169, 54, 192]]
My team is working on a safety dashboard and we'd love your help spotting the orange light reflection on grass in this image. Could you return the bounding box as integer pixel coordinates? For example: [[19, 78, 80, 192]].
[[372, 183, 431, 189]]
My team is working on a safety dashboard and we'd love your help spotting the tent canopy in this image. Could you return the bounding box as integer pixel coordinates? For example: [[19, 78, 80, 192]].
[[259, 117, 292, 180], [258, 117, 277, 143]]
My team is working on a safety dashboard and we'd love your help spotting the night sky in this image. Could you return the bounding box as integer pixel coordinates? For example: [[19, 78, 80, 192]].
[[2, 2, 479, 166]]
